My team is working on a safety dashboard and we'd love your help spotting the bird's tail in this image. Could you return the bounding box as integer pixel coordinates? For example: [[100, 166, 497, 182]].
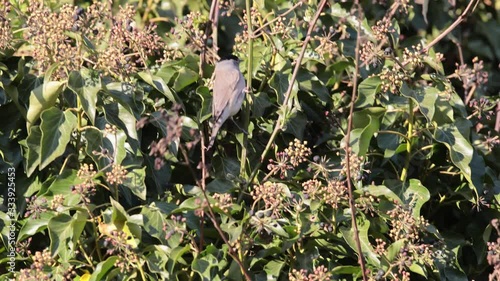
[[206, 121, 220, 150]]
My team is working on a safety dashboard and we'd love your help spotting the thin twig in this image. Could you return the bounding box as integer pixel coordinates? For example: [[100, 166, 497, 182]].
[[422, 0, 479, 53], [258, 0, 328, 164], [192, 133, 252, 281], [361, 0, 478, 69], [242, 0, 328, 197], [200, 0, 220, 76], [464, 83, 476, 106], [209, 0, 219, 51], [345, 1, 368, 280], [141, 0, 154, 23], [452, 39, 465, 66], [251, 1, 304, 38], [239, 0, 255, 181], [495, 102, 500, 133]]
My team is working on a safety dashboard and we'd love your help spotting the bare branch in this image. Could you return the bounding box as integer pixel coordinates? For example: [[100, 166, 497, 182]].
[[345, 1, 368, 279]]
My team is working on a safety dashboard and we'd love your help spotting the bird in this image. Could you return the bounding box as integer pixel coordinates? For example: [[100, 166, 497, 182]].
[[207, 55, 246, 150]]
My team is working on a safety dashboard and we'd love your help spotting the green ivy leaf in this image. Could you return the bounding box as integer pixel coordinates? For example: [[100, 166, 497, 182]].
[[252, 92, 273, 118], [26, 81, 64, 130], [340, 219, 380, 267], [168, 244, 191, 273], [206, 179, 236, 193], [386, 239, 405, 262], [377, 133, 401, 158], [349, 107, 385, 156], [43, 169, 83, 206], [434, 246, 468, 281], [192, 252, 223, 281], [404, 179, 430, 219], [264, 260, 285, 279], [446, 88, 467, 119], [424, 48, 444, 74], [48, 211, 87, 261], [144, 155, 171, 195], [110, 197, 129, 229], [104, 82, 144, 119], [144, 245, 171, 278], [297, 69, 330, 105], [331, 3, 372, 40], [356, 76, 381, 108], [24, 126, 42, 176], [400, 83, 438, 123], [220, 219, 243, 242], [173, 67, 199, 92], [39, 108, 77, 170], [0, 212, 11, 246], [25, 62, 64, 130], [196, 86, 212, 123], [365, 185, 401, 203], [3, 83, 27, 121], [331, 265, 361, 275], [138, 71, 181, 105], [409, 262, 427, 277], [82, 127, 108, 169], [0, 103, 23, 169], [434, 118, 480, 196], [89, 256, 119, 281], [103, 103, 139, 151], [141, 204, 167, 242], [283, 107, 307, 139], [176, 197, 202, 211], [68, 69, 100, 124], [269, 72, 291, 104], [123, 167, 147, 200], [17, 213, 51, 241]]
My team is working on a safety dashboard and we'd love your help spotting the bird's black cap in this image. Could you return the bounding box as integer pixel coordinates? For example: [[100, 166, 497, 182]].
[[220, 54, 239, 62]]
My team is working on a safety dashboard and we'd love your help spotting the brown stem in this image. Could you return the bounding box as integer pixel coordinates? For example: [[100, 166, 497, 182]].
[[141, 0, 154, 23], [345, 1, 368, 280], [189, 133, 252, 281], [452, 39, 465, 66], [495, 102, 500, 133], [200, 0, 220, 77], [259, 0, 329, 164], [464, 84, 476, 106], [209, 0, 219, 51], [422, 0, 479, 53]]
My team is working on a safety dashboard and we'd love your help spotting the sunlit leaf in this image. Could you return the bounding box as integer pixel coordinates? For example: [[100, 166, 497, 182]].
[[48, 211, 87, 261], [340, 220, 380, 266], [173, 67, 199, 92], [138, 71, 181, 104], [404, 179, 430, 219], [26, 81, 63, 130], [400, 83, 438, 123], [349, 107, 385, 156], [434, 118, 480, 195], [89, 256, 119, 281], [356, 76, 380, 108]]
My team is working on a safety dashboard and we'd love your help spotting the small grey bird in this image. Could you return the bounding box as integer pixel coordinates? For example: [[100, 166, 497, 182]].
[[207, 55, 246, 150]]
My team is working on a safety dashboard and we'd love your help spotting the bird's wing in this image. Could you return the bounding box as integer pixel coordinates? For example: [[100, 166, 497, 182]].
[[227, 72, 246, 115], [212, 68, 241, 122]]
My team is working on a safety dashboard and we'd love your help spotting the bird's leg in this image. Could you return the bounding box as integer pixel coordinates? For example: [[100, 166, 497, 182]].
[[230, 117, 248, 135]]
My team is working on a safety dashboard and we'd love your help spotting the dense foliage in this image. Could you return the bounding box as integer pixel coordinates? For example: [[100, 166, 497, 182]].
[[0, 0, 499, 280]]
